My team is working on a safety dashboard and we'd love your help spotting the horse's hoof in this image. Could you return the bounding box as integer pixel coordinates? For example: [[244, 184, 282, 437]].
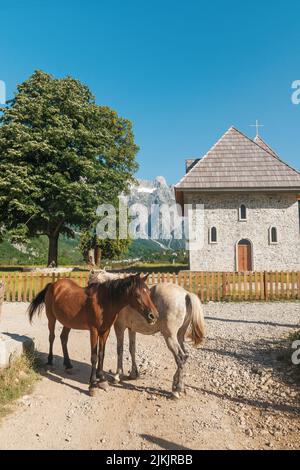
[[89, 387, 97, 397], [64, 362, 73, 369], [128, 369, 139, 380], [113, 374, 121, 384], [128, 373, 139, 380], [97, 381, 109, 391], [171, 391, 181, 400]]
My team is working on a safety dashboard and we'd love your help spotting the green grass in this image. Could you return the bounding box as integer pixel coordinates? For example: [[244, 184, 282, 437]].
[[0, 234, 85, 266], [0, 354, 39, 418], [108, 262, 188, 273]]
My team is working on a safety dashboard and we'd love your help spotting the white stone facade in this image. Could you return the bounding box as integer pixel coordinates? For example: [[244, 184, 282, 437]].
[[184, 191, 300, 271]]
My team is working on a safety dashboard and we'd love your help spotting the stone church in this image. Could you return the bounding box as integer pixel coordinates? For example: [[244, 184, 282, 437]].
[[175, 126, 300, 272]]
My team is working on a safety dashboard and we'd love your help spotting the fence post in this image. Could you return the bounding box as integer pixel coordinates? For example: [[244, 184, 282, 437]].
[[17, 274, 22, 302], [222, 272, 227, 300], [200, 272, 204, 303], [232, 272, 236, 301], [238, 272, 242, 300], [275, 271, 279, 299], [254, 272, 258, 301], [264, 271, 269, 301], [286, 272, 290, 300], [291, 271, 296, 299], [189, 272, 193, 292], [205, 272, 210, 302], [217, 272, 221, 300], [281, 271, 285, 299], [269, 271, 273, 300], [211, 272, 215, 301], [249, 271, 253, 301]]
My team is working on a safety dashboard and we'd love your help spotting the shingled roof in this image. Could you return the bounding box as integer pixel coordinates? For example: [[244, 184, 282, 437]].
[[175, 127, 300, 191], [254, 135, 279, 159]]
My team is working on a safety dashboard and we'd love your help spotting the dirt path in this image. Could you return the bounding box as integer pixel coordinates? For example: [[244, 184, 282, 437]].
[[0, 302, 299, 450]]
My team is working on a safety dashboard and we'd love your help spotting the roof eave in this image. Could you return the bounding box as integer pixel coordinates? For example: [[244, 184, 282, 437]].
[[175, 186, 300, 193]]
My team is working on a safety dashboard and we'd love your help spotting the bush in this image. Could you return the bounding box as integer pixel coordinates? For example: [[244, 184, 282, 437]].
[[0, 354, 39, 417]]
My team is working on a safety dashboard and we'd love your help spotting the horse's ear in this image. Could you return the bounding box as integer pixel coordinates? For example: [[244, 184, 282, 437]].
[[90, 269, 95, 274], [141, 273, 149, 281], [132, 273, 142, 283]]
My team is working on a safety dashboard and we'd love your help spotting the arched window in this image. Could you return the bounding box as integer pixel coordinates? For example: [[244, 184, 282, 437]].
[[239, 204, 247, 221], [269, 226, 278, 244], [209, 226, 217, 244]]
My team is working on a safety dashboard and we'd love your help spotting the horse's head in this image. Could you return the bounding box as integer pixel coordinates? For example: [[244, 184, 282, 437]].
[[126, 273, 159, 325]]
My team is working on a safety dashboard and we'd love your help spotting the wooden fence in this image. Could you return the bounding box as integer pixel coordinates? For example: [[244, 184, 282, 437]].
[[1, 270, 300, 303]]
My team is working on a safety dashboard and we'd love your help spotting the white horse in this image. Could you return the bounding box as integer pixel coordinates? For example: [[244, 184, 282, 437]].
[[89, 270, 205, 398]]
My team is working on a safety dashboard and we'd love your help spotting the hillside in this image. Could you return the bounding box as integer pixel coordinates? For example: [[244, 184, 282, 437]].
[[0, 177, 185, 265], [0, 235, 83, 266]]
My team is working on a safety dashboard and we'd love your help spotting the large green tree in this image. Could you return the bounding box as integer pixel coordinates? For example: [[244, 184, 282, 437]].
[[0, 71, 138, 265], [79, 229, 131, 266]]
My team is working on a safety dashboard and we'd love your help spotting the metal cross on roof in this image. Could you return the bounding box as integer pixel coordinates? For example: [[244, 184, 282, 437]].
[[250, 119, 264, 137]]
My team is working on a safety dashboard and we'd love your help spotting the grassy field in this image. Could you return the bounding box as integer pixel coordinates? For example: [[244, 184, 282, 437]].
[[0, 354, 39, 418], [0, 235, 84, 266], [112, 262, 188, 273], [0, 235, 187, 267]]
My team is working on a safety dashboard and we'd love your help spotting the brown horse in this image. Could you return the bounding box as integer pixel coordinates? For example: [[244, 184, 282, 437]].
[[28, 273, 158, 395]]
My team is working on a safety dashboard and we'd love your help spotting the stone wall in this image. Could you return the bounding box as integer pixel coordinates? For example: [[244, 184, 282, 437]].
[[184, 191, 300, 271]]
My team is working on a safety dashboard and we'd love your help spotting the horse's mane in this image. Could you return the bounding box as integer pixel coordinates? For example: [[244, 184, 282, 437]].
[[88, 269, 131, 285], [89, 275, 143, 302]]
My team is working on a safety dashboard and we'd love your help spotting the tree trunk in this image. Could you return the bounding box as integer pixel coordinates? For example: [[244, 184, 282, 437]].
[[47, 233, 59, 267], [94, 245, 101, 267], [88, 248, 95, 266]]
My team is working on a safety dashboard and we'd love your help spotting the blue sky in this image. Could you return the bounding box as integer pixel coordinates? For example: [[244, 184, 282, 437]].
[[1, 0, 300, 183]]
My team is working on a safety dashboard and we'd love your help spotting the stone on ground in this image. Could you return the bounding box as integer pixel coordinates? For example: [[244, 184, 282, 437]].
[[0, 333, 34, 368]]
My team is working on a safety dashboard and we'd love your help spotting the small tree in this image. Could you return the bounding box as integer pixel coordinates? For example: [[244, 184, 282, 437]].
[[0, 71, 138, 265], [80, 229, 130, 266]]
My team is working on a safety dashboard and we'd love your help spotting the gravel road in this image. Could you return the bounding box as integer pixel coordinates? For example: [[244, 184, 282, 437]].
[[0, 301, 299, 450]]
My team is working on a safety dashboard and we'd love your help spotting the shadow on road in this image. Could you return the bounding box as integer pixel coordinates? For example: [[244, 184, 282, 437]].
[[36, 351, 91, 395], [187, 385, 300, 415], [36, 351, 173, 398], [207, 316, 300, 329], [111, 380, 171, 398], [140, 434, 191, 450]]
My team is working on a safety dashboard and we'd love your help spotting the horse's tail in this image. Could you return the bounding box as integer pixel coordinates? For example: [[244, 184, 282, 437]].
[[28, 283, 52, 323], [185, 292, 205, 346]]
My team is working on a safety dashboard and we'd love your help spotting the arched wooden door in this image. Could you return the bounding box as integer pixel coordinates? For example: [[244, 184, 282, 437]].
[[237, 239, 252, 271]]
